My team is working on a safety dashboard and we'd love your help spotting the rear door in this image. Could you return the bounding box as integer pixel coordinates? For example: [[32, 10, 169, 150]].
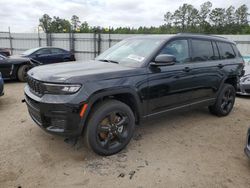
[[50, 48, 65, 63], [188, 38, 222, 101]]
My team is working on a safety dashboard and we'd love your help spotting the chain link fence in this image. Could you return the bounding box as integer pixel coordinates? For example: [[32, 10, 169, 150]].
[[0, 31, 250, 60]]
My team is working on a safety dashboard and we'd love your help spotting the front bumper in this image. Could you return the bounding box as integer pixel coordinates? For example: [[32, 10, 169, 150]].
[[237, 83, 250, 96], [24, 88, 87, 137], [244, 128, 250, 158]]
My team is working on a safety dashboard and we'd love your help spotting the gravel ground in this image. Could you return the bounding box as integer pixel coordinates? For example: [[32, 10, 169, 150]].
[[0, 82, 250, 188]]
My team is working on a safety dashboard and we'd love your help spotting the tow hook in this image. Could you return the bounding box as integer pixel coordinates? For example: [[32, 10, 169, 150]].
[[21, 99, 26, 103]]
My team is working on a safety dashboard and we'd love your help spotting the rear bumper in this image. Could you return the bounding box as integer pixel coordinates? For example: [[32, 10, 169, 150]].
[[244, 128, 250, 158], [24, 90, 87, 137]]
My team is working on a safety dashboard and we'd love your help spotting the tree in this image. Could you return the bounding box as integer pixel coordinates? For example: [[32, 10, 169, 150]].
[[209, 8, 226, 26], [164, 12, 172, 26], [71, 15, 81, 31], [225, 6, 235, 25], [80, 21, 90, 33], [39, 14, 52, 33], [235, 4, 249, 25], [50, 16, 71, 33]]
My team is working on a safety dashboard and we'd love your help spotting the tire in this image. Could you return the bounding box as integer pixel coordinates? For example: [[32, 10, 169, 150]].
[[63, 58, 70, 62], [85, 100, 135, 156], [209, 84, 236, 116], [17, 64, 30, 82]]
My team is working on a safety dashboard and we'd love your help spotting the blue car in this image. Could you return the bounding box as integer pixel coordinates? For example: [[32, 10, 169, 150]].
[[17, 47, 75, 64], [0, 72, 4, 96]]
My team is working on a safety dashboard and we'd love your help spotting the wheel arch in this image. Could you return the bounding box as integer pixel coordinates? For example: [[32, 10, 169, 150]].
[[80, 88, 143, 134]]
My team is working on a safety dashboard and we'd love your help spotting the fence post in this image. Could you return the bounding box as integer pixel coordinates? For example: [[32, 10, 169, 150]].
[[8, 27, 13, 55], [38, 27, 41, 47], [46, 33, 52, 46], [97, 32, 101, 55], [69, 30, 75, 54], [93, 31, 97, 57], [108, 27, 111, 48]]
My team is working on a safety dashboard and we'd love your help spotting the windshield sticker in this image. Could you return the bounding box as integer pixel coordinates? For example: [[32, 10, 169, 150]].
[[127, 54, 145, 62]]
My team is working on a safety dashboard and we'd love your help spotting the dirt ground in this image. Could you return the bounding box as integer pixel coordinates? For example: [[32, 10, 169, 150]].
[[0, 82, 250, 188]]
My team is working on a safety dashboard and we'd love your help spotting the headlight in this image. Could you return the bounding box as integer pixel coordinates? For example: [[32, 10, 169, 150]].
[[43, 83, 82, 94]]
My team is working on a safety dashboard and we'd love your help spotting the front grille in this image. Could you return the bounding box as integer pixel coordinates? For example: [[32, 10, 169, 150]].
[[27, 76, 44, 96]]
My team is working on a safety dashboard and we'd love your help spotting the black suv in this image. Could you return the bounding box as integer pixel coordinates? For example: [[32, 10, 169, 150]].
[[24, 34, 244, 155]]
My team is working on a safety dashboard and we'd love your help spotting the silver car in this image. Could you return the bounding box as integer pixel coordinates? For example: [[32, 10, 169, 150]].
[[237, 56, 250, 96]]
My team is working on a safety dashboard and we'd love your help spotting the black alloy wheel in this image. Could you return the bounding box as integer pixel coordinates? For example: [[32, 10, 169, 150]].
[[85, 100, 135, 155]]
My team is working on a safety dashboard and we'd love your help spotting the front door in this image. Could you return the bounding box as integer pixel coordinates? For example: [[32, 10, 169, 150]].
[[147, 39, 195, 115]]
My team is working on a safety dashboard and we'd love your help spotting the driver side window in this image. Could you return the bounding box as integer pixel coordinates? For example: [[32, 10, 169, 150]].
[[159, 40, 190, 64], [36, 48, 51, 55]]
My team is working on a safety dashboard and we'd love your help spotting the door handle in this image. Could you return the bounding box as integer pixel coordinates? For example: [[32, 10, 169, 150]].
[[217, 64, 224, 69], [183, 67, 191, 72]]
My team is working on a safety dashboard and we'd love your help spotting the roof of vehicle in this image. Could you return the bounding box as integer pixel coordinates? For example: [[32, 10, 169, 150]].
[[129, 33, 235, 44], [36, 47, 66, 50]]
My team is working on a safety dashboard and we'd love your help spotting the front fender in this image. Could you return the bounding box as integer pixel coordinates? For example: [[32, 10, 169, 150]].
[[78, 86, 143, 134]]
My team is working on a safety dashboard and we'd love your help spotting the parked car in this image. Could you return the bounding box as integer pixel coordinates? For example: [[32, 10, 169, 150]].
[[0, 72, 4, 96], [24, 34, 244, 155], [237, 58, 250, 96], [0, 54, 40, 81], [18, 47, 75, 64], [0, 48, 11, 57], [245, 128, 250, 158]]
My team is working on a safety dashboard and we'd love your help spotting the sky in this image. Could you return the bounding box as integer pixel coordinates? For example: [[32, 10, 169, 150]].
[[0, 0, 249, 33]]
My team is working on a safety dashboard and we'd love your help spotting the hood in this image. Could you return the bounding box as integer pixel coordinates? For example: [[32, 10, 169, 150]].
[[7, 55, 30, 63], [28, 60, 142, 83]]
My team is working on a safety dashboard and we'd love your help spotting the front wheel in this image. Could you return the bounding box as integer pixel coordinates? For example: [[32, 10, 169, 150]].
[[17, 64, 31, 82], [85, 100, 135, 156], [209, 84, 236, 116]]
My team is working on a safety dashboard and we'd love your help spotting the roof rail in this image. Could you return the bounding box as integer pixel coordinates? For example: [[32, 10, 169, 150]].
[[177, 32, 227, 39]]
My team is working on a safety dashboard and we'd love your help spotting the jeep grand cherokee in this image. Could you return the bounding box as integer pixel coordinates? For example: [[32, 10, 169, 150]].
[[24, 34, 244, 155]]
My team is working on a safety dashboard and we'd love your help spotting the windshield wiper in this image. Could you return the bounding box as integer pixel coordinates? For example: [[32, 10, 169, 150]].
[[98, 59, 119, 64]]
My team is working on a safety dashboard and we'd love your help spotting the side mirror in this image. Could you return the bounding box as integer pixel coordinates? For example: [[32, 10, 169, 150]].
[[150, 54, 176, 66]]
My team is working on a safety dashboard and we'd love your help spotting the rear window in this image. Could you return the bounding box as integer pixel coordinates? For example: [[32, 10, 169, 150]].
[[191, 39, 214, 62], [51, 48, 65, 54], [217, 42, 235, 59], [231, 44, 242, 58]]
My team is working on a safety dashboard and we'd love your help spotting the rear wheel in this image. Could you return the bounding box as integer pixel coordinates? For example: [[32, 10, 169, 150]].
[[209, 84, 236, 116], [17, 64, 31, 82], [85, 100, 135, 156]]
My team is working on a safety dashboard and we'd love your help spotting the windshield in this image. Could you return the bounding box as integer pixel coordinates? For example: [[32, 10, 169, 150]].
[[96, 38, 164, 67], [21, 48, 40, 56]]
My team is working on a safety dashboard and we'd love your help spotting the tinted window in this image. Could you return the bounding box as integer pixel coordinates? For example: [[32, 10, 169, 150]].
[[212, 42, 220, 60], [231, 44, 242, 58], [217, 42, 235, 59], [51, 48, 64, 54], [36, 49, 51, 55], [159, 40, 189, 63], [191, 39, 214, 62]]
